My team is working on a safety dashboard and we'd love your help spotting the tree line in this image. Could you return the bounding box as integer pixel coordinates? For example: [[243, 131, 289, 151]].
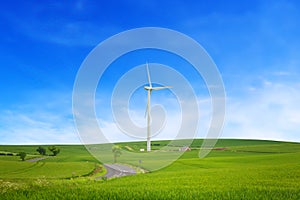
[[36, 146, 60, 156], [18, 146, 61, 161]]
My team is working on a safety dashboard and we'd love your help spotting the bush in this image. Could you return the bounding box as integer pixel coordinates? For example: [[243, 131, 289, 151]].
[[36, 146, 46, 155], [19, 152, 27, 161], [48, 146, 60, 156]]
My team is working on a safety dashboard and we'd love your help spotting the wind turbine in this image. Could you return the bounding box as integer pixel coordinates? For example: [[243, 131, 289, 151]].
[[144, 63, 171, 152]]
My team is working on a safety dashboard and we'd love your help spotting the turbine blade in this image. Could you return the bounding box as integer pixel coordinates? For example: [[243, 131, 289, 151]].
[[148, 90, 151, 118], [144, 90, 151, 118], [151, 86, 172, 90], [146, 63, 152, 87]]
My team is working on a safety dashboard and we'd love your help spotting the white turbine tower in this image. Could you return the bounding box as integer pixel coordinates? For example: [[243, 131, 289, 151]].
[[144, 63, 171, 152]]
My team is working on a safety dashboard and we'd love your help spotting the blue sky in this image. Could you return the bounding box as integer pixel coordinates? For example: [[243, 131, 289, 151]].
[[1, 0, 300, 144]]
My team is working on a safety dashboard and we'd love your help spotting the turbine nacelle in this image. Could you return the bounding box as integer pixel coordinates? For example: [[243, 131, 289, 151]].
[[144, 86, 152, 90]]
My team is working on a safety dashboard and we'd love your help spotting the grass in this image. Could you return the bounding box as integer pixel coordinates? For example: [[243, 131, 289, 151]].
[[0, 145, 101, 180], [0, 139, 300, 199]]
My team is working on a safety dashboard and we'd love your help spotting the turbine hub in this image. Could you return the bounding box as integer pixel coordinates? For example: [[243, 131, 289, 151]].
[[144, 86, 152, 90]]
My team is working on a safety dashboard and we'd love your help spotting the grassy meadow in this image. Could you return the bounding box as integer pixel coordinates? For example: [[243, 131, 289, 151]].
[[0, 139, 300, 199]]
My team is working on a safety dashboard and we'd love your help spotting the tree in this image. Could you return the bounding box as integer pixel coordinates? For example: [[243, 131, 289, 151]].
[[36, 146, 46, 155], [48, 146, 60, 156], [19, 152, 27, 161], [112, 145, 122, 163]]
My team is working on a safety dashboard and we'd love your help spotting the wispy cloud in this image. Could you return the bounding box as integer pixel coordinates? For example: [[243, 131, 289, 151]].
[[272, 71, 291, 76], [223, 80, 300, 142], [0, 110, 79, 144], [0, 90, 80, 144], [0, 1, 119, 47], [15, 20, 117, 47], [2, 79, 300, 144], [95, 95, 213, 144]]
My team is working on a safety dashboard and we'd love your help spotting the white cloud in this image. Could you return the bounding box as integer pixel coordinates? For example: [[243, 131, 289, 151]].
[[223, 81, 300, 142], [1, 79, 299, 145], [95, 95, 213, 144], [272, 71, 291, 76], [0, 90, 81, 145], [0, 110, 79, 144]]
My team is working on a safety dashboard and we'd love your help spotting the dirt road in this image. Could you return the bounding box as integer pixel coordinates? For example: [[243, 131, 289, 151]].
[[96, 163, 136, 180]]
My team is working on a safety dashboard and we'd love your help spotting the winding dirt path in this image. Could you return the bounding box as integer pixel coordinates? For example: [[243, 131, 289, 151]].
[[26, 157, 48, 162]]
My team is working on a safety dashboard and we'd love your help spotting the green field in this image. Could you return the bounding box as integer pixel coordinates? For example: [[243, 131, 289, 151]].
[[0, 139, 300, 199]]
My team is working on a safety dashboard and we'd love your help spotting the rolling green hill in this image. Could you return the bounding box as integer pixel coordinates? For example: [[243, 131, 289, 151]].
[[1, 139, 300, 199]]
